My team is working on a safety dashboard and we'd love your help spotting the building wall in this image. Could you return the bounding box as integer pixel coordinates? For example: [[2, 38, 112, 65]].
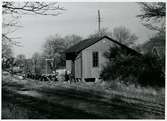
[[66, 60, 72, 73], [75, 52, 82, 78], [66, 53, 82, 78], [82, 38, 115, 80]]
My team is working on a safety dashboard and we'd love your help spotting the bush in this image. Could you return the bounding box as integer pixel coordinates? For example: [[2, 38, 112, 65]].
[[100, 47, 165, 87]]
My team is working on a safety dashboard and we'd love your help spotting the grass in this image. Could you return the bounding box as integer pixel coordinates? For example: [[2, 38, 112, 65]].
[[2, 101, 47, 119], [2, 101, 29, 119], [2, 88, 105, 119], [2, 73, 165, 119], [3, 73, 164, 105], [29, 79, 164, 105], [3, 72, 165, 105]]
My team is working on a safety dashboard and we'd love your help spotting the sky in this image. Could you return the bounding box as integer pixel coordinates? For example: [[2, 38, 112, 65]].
[[11, 2, 156, 58]]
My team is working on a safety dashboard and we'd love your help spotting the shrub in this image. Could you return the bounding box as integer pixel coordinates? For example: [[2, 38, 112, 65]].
[[100, 47, 165, 87], [137, 54, 164, 87]]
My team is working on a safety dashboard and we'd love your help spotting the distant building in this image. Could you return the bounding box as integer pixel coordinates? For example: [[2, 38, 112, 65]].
[[65, 36, 140, 82], [141, 36, 165, 58], [141, 36, 165, 73]]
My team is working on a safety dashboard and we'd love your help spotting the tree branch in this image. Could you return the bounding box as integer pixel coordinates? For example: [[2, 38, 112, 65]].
[[2, 2, 65, 16]]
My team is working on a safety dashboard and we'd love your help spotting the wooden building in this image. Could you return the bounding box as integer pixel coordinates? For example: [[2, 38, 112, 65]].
[[65, 36, 140, 82]]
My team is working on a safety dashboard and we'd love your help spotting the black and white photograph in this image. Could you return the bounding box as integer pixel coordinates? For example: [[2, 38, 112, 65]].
[[2, 0, 165, 119]]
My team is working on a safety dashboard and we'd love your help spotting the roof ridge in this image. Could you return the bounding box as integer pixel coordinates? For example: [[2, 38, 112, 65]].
[[65, 35, 141, 56]]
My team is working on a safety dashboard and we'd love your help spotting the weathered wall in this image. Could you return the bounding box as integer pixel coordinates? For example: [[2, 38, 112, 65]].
[[66, 53, 82, 79], [66, 60, 72, 73], [75, 53, 82, 78], [82, 38, 115, 80]]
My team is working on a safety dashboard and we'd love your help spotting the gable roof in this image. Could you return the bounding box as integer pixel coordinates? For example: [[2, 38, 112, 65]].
[[65, 36, 141, 56], [65, 37, 102, 53], [141, 37, 165, 57]]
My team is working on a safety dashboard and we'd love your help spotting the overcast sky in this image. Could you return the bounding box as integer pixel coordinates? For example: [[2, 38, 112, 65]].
[[12, 2, 155, 58]]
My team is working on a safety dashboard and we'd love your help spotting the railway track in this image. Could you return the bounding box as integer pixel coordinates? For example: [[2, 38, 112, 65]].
[[37, 87, 165, 117], [2, 89, 103, 119], [2, 76, 165, 119]]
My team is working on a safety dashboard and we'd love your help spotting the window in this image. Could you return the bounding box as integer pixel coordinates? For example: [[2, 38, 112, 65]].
[[92, 51, 99, 67]]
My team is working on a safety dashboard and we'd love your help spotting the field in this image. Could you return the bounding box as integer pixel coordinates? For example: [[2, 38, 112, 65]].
[[2, 71, 165, 119]]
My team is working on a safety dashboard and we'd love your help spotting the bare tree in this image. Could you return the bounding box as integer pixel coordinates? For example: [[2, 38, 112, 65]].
[[137, 2, 166, 32], [42, 34, 66, 69], [113, 26, 138, 46], [32, 52, 41, 74], [64, 34, 82, 48], [16, 54, 26, 60], [2, 1, 64, 59], [43, 34, 65, 57], [2, 36, 13, 70], [88, 28, 112, 39], [137, 2, 165, 56], [15, 54, 26, 69], [2, 1, 64, 38], [42, 34, 82, 68], [2, 2, 64, 16], [2, 36, 13, 58]]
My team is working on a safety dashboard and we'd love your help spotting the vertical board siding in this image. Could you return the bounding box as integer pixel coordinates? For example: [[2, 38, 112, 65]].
[[66, 60, 72, 72], [82, 38, 114, 80], [75, 53, 82, 78]]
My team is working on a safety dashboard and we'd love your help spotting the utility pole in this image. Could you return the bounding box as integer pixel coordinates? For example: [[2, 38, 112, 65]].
[[98, 9, 101, 32]]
